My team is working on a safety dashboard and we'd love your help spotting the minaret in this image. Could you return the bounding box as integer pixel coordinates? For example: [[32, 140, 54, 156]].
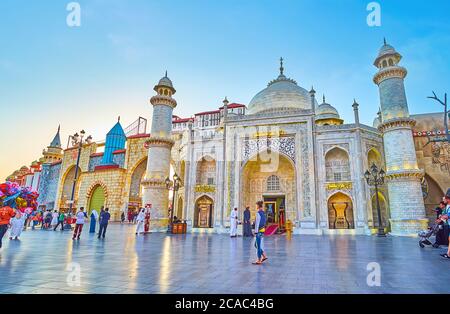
[[142, 72, 177, 231], [41, 125, 63, 164], [373, 40, 427, 236]]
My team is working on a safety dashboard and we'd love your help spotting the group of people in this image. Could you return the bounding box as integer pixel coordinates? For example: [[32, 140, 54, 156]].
[[434, 194, 450, 259], [134, 206, 151, 235], [73, 206, 111, 240], [229, 202, 269, 265]]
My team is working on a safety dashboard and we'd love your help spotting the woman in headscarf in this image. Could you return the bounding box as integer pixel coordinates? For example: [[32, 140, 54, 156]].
[[89, 209, 99, 233]]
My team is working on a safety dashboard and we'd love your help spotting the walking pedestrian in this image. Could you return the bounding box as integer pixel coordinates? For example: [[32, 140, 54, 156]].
[[135, 209, 145, 235], [53, 211, 65, 231], [252, 201, 268, 265], [9, 211, 26, 240], [98, 208, 111, 239], [89, 208, 99, 233], [0, 201, 15, 249], [51, 210, 58, 228], [230, 207, 238, 237], [121, 211, 125, 224], [72, 207, 87, 240]]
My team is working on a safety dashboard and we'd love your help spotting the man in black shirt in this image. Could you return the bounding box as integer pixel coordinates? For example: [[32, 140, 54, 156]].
[[98, 208, 111, 239]]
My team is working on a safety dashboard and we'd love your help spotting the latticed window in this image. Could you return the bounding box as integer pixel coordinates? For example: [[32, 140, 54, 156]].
[[325, 160, 350, 182], [266, 175, 280, 191]]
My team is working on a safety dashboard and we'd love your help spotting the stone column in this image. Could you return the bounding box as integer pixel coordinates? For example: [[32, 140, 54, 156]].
[[373, 42, 427, 236], [142, 75, 177, 232]]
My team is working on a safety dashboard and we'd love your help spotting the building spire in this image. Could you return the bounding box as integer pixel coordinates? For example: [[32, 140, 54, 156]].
[[118, 116, 121, 122], [323, 94, 326, 103], [383, 37, 387, 45], [279, 57, 284, 75], [165, 70, 168, 77]]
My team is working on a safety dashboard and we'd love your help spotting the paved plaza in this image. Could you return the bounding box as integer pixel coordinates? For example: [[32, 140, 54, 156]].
[[0, 223, 449, 294]]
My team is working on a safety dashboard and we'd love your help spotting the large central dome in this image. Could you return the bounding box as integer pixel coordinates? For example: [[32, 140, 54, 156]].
[[247, 59, 317, 114]]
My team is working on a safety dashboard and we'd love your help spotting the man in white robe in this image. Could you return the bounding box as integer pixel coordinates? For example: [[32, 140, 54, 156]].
[[10, 211, 26, 240], [135, 209, 146, 235], [230, 207, 238, 237]]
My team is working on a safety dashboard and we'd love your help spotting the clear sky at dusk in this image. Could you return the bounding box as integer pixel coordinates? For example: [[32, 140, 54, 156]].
[[1, 0, 449, 180]]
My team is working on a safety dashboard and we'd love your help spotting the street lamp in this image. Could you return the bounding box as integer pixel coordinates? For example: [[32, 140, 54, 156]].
[[364, 163, 386, 237], [165, 173, 181, 233], [67, 130, 92, 214]]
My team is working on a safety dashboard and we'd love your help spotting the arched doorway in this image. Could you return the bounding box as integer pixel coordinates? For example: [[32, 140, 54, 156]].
[[194, 196, 214, 228], [423, 174, 445, 221], [328, 192, 354, 229], [60, 165, 82, 212], [177, 197, 183, 220], [371, 192, 388, 228], [88, 185, 106, 215], [128, 158, 147, 212], [241, 152, 295, 228]]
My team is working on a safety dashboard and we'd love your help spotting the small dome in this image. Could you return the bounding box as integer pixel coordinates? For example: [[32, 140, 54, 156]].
[[373, 116, 381, 128], [158, 76, 173, 89], [315, 97, 340, 121], [374, 39, 402, 66], [154, 71, 176, 94]]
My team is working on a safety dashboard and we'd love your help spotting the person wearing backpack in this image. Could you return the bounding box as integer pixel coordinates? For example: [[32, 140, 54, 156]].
[[252, 201, 268, 265]]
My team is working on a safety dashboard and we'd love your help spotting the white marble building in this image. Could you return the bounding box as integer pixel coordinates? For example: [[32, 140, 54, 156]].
[[149, 42, 426, 236]]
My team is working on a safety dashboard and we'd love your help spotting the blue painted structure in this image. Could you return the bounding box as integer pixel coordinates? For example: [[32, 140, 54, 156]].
[[101, 120, 126, 165]]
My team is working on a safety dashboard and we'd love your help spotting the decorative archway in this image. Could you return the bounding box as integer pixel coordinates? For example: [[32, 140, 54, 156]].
[[371, 192, 388, 228], [241, 152, 296, 224], [128, 157, 147, 208], [196, 156, 216, 185], [88, 184, 106, 215], [367, 148, 382, 169], [423, 174, 445, 221], [325, 147, 350, 182], [194, 195, 214, 228], [327, 192, 354, 229], [60, 165, 82, 209], [177, 196, 183, 220]]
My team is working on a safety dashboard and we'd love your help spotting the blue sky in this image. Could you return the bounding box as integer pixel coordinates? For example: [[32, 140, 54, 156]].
[[1, 0, 450, 179]]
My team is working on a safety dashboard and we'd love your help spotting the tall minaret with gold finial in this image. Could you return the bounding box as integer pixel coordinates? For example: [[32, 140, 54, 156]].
[[373, 39, 427, 236], [142, 72, 177, 231]]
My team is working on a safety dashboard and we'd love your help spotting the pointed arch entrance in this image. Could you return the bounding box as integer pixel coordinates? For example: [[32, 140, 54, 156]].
[[241, 152, 296, 228], [194, 195, 214, 228], [328, 192, 354, 229], [88, 185, 106, 215]]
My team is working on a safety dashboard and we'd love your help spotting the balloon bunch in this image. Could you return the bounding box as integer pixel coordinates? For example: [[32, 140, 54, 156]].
[[0, 182, 39, 214]]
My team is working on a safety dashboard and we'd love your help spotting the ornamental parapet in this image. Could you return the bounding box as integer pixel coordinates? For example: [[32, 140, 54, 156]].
[[385, 169, 424, 181], [144, 136, 175, 148], [373, 66, 407, 85], [378, 117, 416, 133], [194, 184, 216, 193], [150, 95, 177, 108]]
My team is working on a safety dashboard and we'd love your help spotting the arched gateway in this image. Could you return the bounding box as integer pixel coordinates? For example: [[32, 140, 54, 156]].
[[241, 152, 296, 230]]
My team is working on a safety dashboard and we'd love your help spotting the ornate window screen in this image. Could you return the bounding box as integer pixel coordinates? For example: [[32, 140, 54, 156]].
[[266, 175, 281, 191], [325, 160, 350, 182]]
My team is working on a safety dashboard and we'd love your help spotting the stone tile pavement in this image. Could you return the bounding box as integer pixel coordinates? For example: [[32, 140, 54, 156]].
[[0, 223, 448, 294]]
